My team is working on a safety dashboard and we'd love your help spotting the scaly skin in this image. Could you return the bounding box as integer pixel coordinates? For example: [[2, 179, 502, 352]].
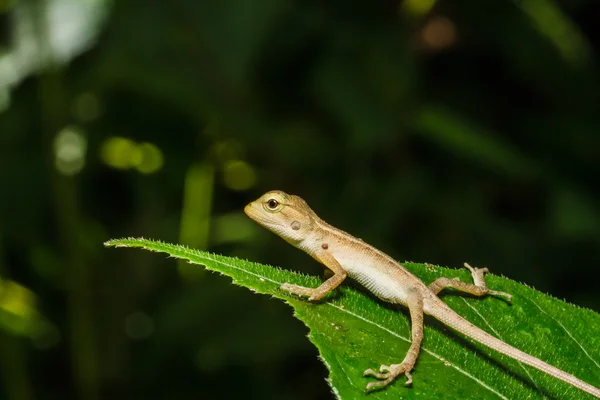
[[245, 190, 600, 398]]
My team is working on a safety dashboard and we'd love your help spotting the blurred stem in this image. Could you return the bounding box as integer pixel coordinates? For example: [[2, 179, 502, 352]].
[[178, 162, 214, 280], [35, 0, 99, 395], [41, 74, 99, 400], [0, 240, 33, 400]]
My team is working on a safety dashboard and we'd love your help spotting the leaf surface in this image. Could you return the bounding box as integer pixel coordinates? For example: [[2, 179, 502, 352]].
[[105, 238, 600, 399]]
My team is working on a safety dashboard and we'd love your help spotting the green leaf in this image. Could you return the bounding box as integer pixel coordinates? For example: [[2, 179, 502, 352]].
[[104, 238, 600, 399], [0, 277, 54, 342]]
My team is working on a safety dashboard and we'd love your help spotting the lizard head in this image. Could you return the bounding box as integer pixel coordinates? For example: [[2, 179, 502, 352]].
[[244, 190, 317, 245]]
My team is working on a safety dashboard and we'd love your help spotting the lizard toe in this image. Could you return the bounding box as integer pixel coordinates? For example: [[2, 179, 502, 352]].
[[363, 368, 387, 379], [365, 376, 394, 391], [379, 364, 391, 373], [404, 371, 413, 385], [364, 362, 413, 390]]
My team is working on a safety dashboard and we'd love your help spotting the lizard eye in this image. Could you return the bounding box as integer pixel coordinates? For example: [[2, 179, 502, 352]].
[[266, 199, 279, 210]]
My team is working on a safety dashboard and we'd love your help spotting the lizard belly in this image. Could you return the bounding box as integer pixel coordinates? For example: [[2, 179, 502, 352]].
[[340, 259, 408, 304]]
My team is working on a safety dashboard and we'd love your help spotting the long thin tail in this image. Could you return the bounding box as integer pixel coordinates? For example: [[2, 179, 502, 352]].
[[430, 304, 600, 398]]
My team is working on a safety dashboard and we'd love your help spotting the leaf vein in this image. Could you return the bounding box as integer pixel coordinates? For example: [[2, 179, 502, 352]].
[[460, 299, 540, 392], [529, 300, 600, 370]]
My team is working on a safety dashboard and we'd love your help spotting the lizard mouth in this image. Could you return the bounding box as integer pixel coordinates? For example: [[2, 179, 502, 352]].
[[244, 202, 266, 224], [243, 202, 258, 219], [244, 202, 284, 231]]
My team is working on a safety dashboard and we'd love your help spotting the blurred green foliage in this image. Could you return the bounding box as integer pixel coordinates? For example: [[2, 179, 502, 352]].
[[1, 0, 600, 399]]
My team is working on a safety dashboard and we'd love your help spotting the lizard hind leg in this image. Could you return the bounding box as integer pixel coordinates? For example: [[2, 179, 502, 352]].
[[363, 289, 424, 391], [428, 263, 512, 303]]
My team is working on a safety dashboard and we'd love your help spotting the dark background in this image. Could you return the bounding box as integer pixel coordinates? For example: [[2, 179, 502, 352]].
[[1, 0, 600, 399]]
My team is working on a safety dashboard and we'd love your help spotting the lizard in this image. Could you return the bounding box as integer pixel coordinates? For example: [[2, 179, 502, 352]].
[[244, 190, 600, 398]]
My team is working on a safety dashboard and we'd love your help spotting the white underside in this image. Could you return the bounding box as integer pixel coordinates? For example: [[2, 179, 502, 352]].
[[332, 249, 410, 304]]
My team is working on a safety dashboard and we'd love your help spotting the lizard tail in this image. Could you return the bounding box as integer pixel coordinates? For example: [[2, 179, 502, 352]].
[[429, 304, 600, 398]]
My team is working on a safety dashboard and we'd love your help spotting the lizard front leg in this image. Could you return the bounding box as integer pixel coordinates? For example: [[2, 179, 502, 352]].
[[363, 288, 424, 390], [428, 262, 512, 302], [280, 252, 346, 301]]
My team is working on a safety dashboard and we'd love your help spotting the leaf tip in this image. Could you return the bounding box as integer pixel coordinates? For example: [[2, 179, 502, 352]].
[[104, 237, 149, 249], [103, 239, 118, 247]]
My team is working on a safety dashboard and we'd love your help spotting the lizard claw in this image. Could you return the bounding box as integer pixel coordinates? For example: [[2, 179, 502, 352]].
[[364, 362, 413, 391]]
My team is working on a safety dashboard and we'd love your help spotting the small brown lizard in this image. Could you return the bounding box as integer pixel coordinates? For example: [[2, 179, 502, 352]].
[[244, 190, 600, 398]]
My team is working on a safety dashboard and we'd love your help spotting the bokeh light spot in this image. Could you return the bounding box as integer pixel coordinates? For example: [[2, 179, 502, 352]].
[[101, 138, 163, 173], [421, 16, 457, 50], [134, 142, 164, 174], [100, 137, 136, 169], [54, 126, 87, 176], [222, 160, 256, 191]]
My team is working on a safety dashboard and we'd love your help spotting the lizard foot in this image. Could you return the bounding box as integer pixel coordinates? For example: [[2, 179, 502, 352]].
[[463, 263, 513, 303], [363, 362, 413, 390]]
